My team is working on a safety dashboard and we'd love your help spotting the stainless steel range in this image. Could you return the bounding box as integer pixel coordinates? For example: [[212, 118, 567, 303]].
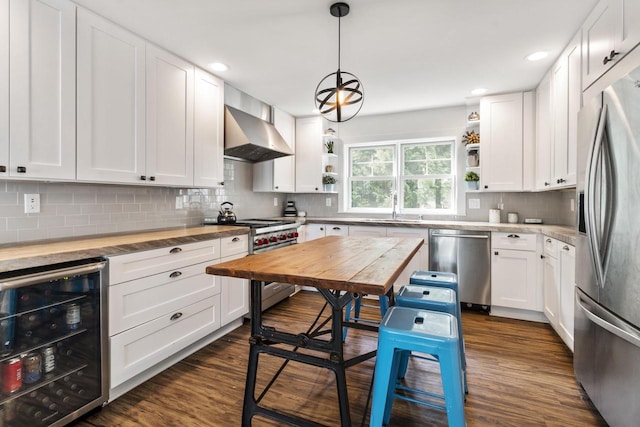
[[204, 218, 300, 310]]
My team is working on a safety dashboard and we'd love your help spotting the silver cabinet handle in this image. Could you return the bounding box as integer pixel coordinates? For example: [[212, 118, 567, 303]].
[[232, 237, 240, 242], [546, 238, 552, 243], [562, 245, 570, 251], [170, 312, 183, 321], [169, 247, 182, 254], [333, 226, 341, 230], [169, 271, 182, 278], [507, 234, 520, 238]]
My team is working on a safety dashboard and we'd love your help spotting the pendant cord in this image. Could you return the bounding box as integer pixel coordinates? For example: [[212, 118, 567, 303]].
[[338, 15, 341, 70]]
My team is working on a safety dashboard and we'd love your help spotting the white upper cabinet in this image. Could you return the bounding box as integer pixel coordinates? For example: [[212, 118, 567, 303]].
[[0, 0, 8, 177], [8, 0, 76, 180], [146, 44, 194, 186], [295, 117, 324, 193], [582, 0, 640, 89], [76, 8, 146, 184], [480, 92, 534, 192], [253, 107, 296, 192], [536, 31, 580, 190], [193, 68, 224, 188]]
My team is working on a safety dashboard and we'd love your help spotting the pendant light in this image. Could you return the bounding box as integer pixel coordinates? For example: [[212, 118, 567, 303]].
[[314, 2, 364, 123]]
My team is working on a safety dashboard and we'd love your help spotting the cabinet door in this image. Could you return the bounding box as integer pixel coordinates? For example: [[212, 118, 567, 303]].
[[295, 117, 323, 192], [386, 227, 429, 291], [303, 224, 326, 241], [621, 0, 640, 56], [535, 72, 552, 190], [480, 92, 524, 191], [326, 224, 348, 236], [543, 251, 560, 327], [559, 244, 576, 350], [582, 0, 620, 88], [491, 248, 538, 310], [272, 107, 296, 192], [77, 9, 146, 184], [551, 55, 569, 186], [565, 35, 581, 187], [193, 68, 224, 187], [220, 253, 249, 326], [0, 0, 7, 177], [146, 44, 194, 186], [9, 0, 75, 179]]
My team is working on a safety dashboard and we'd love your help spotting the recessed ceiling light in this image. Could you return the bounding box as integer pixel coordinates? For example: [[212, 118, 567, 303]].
[[209, 62, 228, 72], [526, 51, 548, 61], [471, 88, 487, 96]]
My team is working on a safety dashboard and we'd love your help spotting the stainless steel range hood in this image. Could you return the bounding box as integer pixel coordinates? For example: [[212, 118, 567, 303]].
[[224, 105, 293, 163]]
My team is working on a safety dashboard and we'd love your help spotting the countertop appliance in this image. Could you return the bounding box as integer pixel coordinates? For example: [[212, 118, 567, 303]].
[[204, 218, 300, 311], [216, 202, 237, 224], [574, 64, 640, 427], [428, 229, 491, 310], [0, 259, 107, 426]]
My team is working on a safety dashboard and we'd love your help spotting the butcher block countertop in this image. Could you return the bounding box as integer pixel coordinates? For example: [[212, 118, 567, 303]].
[[0, 226, 248, 274], [206, 236, 424, 296]]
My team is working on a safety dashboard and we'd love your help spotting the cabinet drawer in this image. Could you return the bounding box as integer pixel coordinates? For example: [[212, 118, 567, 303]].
[[220, 234, 248, 258], [109, 260, 220, 335], [492, 232, 537, 251], [109, 239, 221, 284], [110, 295, 221, 387], [543, 236, 559, 258]]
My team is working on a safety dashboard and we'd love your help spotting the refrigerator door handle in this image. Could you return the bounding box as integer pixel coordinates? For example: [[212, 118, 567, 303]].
[[576, 290, 640, 348], [585, 103, 608, 289]]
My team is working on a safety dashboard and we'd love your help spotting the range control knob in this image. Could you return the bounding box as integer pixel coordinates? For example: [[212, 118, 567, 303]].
[[287, 232, 294, 238], [279, 234, 286, 240], [293, 232, 299, 237], [269, 236, 278, 243], [254, 239, 262, 246]]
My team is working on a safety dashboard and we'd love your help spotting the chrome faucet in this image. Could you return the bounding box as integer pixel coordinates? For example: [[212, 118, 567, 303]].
[[392, 192, 398, 220]]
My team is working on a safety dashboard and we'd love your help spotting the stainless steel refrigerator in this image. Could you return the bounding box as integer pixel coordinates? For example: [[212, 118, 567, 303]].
[[575, 65, 640, 427]]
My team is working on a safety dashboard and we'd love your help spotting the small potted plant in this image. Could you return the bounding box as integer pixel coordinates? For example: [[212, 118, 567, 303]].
[[464, 171, 480, 191], [325, 140, 335, 154], [322, 174, 337, 192]]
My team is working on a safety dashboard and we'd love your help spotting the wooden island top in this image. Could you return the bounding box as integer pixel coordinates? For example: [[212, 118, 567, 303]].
[[206, 235, 423, 295]]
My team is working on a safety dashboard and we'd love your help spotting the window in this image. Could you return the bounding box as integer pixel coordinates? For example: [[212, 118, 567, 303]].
[[345, 139, 456, 214]]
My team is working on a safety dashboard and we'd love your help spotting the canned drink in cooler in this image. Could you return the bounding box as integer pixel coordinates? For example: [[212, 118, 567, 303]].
[[22, 352, 41, 384], [2, 357, 22, 393], [65, 303, 81, 331], [41, 345, 56, 373]]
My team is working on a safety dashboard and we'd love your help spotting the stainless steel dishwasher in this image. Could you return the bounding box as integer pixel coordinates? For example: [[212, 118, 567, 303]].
[[429, 229, 491, 311]]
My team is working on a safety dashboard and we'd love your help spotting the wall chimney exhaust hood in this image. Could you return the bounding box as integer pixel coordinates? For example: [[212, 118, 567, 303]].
[[224, 106, 293, 162]]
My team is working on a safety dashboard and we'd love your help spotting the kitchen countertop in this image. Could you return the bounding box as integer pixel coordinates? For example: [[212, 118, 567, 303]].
[[288, 217, 577, 246], [0, 226, 248, 274]]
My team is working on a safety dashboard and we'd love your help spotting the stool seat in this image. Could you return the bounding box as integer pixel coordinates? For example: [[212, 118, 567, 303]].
[[370, 306, 466, 427], [397, 285, 456, 311]]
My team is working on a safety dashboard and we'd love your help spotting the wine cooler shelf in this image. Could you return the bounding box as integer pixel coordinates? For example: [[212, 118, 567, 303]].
[[0, 259, 107, 427]]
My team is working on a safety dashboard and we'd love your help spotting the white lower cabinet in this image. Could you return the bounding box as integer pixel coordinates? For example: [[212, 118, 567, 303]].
[[301, 223, 348, 241], [220, 252, 249, 326], [491, 232, 542, 317], [543, 236, 575, 350], [107, 236, 248, 399]]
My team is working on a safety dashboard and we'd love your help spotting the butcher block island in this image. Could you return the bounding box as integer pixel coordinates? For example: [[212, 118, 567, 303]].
[[206, 235, 423, 426]]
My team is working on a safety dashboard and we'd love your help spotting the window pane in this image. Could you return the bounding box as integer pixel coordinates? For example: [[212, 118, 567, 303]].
[[351, 180, 394, 208], [427, 160, 451, 174], [351, 147, 394, 177], [403, 178, 453, 209], [404, 160, 426, 175]]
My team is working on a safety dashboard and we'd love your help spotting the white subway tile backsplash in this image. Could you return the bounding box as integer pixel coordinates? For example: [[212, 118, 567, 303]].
[[8, 217, 39, 230], [65, 215, 90, 226]]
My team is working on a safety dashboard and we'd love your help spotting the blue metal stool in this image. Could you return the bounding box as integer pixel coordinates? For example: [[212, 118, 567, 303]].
[[370, 306, 466, 427], [343, 294, 389, 340], [395, 284, 468, 394], [410, 271, 467, 380]]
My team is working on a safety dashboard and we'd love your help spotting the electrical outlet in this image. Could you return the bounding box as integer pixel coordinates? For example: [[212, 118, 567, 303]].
[[273, 197, 278, 207], [468, 198, 480, 209], [24, 194, 40, 213], [326, 198, 332, 207]]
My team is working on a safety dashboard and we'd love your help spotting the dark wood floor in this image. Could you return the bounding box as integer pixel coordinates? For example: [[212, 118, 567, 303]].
[[76, 291, 607, 426]]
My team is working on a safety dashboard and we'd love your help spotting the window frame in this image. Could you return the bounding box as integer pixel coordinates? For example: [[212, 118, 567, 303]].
[[343, 137, 457, 215]]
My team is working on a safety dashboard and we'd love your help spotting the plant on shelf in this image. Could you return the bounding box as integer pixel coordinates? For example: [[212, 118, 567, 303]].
[[325, 140, 335, 154], [322, 175, 337, 184], [464, 171, 480, 191], [322, 174, 337, 192]]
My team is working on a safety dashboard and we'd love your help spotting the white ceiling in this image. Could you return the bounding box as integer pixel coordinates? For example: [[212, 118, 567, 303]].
[[73, 0, 599, 118]]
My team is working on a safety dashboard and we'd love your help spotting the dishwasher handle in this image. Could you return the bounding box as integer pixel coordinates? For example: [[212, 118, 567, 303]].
[[431, 233, 489, 239]]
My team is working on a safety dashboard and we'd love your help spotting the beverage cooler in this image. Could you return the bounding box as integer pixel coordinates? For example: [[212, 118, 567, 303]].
[[0, 259, 108, 426]]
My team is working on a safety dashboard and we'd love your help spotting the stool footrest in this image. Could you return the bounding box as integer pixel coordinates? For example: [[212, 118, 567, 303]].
[[393, 392, 447, 412], [396, 383, 445, 402]]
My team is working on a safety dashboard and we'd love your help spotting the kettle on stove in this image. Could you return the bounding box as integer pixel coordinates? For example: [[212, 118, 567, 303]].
[[217, 202, 237, 224]]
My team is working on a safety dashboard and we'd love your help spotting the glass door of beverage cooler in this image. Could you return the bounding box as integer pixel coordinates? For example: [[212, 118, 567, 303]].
[[0, 259, 107, 426]]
